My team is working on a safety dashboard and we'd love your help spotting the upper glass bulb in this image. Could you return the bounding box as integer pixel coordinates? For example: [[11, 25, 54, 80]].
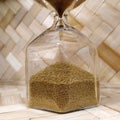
[[36, 0, 86, 17]]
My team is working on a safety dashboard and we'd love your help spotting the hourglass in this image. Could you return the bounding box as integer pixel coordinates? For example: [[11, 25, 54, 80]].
[[26, 0, 100, 113]]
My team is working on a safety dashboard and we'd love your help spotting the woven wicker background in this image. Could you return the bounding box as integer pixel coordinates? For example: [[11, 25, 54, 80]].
[[0, 0, 120, 85]]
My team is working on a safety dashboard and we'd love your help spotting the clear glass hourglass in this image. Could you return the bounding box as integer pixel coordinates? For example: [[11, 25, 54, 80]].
[[26, 0, 100, 113]]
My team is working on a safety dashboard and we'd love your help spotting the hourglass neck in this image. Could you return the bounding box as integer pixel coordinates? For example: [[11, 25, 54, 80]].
[[52, 15, 69, 29]]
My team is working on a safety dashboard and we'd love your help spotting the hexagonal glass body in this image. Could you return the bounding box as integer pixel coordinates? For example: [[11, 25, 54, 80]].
[[26, 0, 100, 113]]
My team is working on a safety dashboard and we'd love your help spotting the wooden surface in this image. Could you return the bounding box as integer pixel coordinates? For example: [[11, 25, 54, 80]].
[[0, 83, 120, 120]]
